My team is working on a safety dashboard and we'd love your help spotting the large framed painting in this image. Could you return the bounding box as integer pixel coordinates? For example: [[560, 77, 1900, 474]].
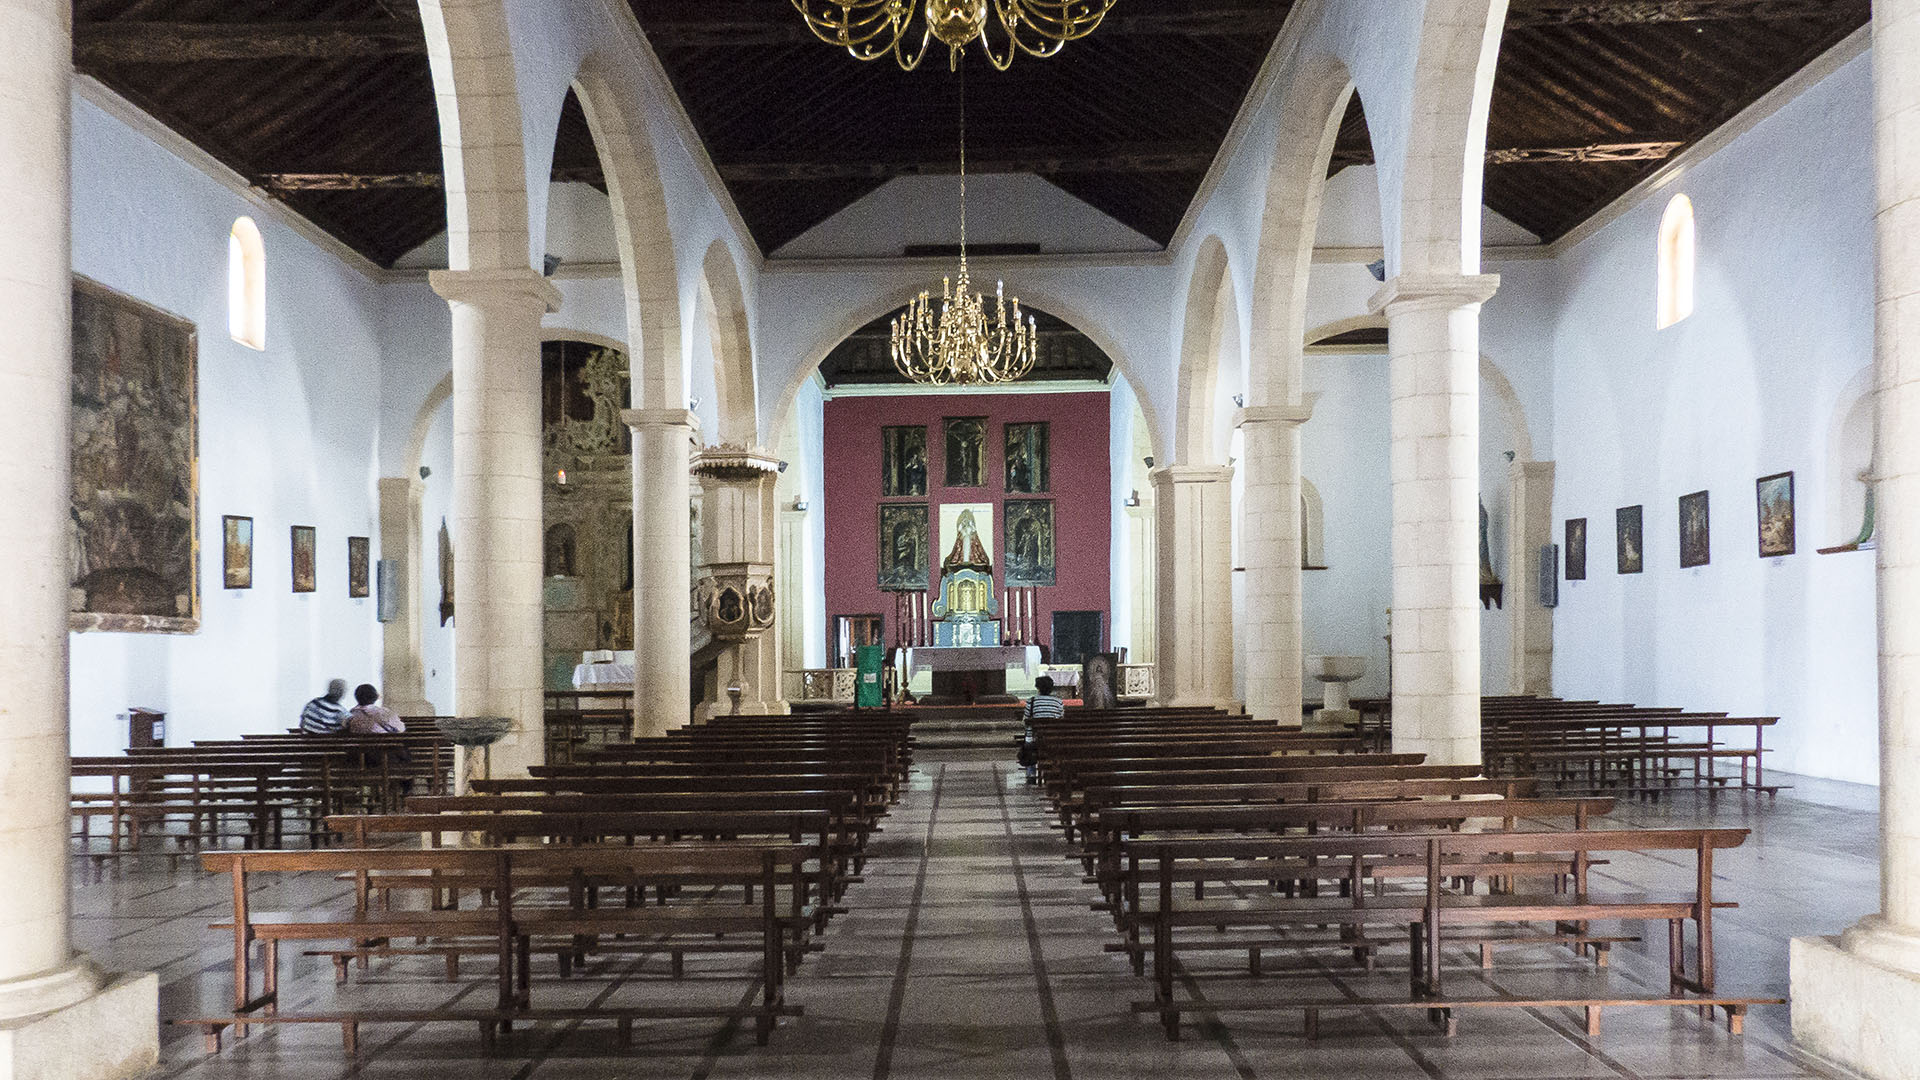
[[68, 276, 200, 633], [1565, 518, 1587, 581], [944, 416, 987, 488], [1005, 422, 1050, 493], [1616, 505, 1644, 575], [1757, 471, 1796, 557], [291, 526, 317, 593], [222, 515, 253, 590], [1679, 490, 1710, 568], [347, 536, 370, 598], [1004, 499, 1057, 587], [881, 425, 927, 497], [878, 504, 929, 591]]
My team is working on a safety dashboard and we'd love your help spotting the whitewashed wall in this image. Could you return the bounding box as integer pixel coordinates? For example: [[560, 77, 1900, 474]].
[[1546, 50, 1877, 784], [67, 88, 387, 753]]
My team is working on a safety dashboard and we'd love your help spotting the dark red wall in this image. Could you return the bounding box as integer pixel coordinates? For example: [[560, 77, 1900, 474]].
[[823, 391, 1111, 655]]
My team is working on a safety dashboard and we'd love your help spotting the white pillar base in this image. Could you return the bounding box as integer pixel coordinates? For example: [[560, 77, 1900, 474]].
[[0, 969, 157, 1080], [1791, 932, 1920, 1079]]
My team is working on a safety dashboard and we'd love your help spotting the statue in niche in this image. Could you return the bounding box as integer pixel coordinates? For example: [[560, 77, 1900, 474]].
[[1479, 499, 1504, 609], [438, 517, 455, 626], [941, 508, 993, 578], [544, 522, 577, 578]]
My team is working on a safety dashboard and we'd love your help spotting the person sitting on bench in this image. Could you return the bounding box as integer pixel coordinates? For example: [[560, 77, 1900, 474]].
[[1020, 677, 1065, 784], [346, 684, 406, 734], [300, 679, 350, 735]]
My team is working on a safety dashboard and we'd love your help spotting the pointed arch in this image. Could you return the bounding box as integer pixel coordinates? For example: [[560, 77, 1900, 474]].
[[419, 0, 532, 272], [1174, 235, 1238, 467], [570, 60, 685, 412], [699, 240, 757, 447]]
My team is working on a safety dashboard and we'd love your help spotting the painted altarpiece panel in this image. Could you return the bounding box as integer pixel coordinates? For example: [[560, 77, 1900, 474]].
[[882, 425, 927, 497], [878, 504, 930, 591], [944, 416, 987, 488], [69, 276, 200, 632], [1004, 499, 1057, 587], [1005, 422, 1049, 493]]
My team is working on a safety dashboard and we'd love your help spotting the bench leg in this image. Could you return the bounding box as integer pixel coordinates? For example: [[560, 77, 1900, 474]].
[[1724, 1004, 1746, 1035], [1585, 1005, 1602, 1037], [262, 939, 278, 1015], [342, 1021, 359, 1057], [1303, 1007, 1319, 1042], [1480, 943, 1494, 970], [202, 1024, 225, 1055]]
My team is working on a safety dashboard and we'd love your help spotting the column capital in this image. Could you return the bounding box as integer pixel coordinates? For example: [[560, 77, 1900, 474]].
[[1368, 273, 1500, 316], [429, 267, 563, 313], [1149, 464, 1235, 489], [622, 407, 699, 431], [1235, 393, 1319, 430], [692, 444, 782, 480], [1508, 458, 1555, 483]]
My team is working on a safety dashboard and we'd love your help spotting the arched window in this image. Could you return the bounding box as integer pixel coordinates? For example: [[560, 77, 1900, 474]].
[[1657, 194, 1695, 330], [228, 217, 266, 350]]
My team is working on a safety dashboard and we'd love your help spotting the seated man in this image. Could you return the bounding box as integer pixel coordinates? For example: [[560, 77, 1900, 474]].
[[1019, 676, 1066, 784], [346, 684, 406, 734], [299, 678, 350, 735]]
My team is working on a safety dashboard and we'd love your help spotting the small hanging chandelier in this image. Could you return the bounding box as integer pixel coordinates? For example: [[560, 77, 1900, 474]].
[[792, 0, 1114, 72], [891, 70, 1037, 386]]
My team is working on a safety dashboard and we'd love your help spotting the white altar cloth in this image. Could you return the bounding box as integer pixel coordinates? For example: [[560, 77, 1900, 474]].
[[905, 645, 1041, 679], [573, 662, 636, 689]]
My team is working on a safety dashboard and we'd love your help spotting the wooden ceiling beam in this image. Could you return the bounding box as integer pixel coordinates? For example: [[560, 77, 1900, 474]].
[[261, 165, 603, 192], [1506, 0, 1862, 27], [719, 148, 1221, 182], [74, 22, 424, 66], [1331, 138, 1684, 169]]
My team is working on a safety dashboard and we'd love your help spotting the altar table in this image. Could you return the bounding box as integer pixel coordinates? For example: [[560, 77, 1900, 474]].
[[905, 645, 1042, 680]]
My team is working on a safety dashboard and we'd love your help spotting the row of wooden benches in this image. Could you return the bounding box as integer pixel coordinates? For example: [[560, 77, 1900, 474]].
[[1028, 709, 1781, 1040], [1344, 695, 1780, 798], [177, 711, 915, 1057]]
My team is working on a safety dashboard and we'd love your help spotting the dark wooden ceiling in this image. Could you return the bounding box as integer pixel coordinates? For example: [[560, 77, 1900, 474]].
[[820, 306, 1114, 387], [70, 0, 1869, 267]]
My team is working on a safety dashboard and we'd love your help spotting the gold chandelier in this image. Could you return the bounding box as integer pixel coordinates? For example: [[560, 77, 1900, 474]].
[[891, 72, 1037, 386], [792, 0, 1115, 72]]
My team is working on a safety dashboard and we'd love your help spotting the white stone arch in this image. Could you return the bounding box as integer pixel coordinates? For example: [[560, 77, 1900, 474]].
[[1174, 235, 1240, 467], [764, 281, 1170, 463], [1249, 55, 1358, 407], [407, 372, 455, 482], [1394, 0, 1507, 276], [420, 0, 532, 272], [1826, 363, 1878, 545], [570, 60, 685, 412], [1301, 476, 1327, 569], [698, 240, 758, 447]]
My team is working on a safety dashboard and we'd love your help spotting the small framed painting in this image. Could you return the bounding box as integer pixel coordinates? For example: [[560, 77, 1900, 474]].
[[291, 525, 317, 593], [222, 515, 253, 590], [1565, 518, 1587, 581], [1616, 505, 1643, 575], [1756, 472, 1796, 557], [1679, 490, 1710, 568], [347, 536, 370, 598]]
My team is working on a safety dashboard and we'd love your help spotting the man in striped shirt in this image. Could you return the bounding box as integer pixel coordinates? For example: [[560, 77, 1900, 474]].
[[299, 679, 350, 735], [1019, 676, 1066, 784]]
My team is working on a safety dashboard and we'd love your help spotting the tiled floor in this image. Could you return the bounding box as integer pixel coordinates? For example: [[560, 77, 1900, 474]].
[[79, 751, 1880, 1079]]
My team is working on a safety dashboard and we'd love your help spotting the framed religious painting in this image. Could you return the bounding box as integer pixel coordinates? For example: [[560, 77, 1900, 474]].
[[1005, 422, 1050, 493], [68, 276, 200, 632], [944, 416, 987, 488], [291, 525, 317, 593], [1616, 505, 1644, 575], [1004, 499, 1057, 587], [222, 515, 253, 590], [347, 536, 371, 598], [1679, 490, 1710, 568], [1564, 518, 1587, 581], [878, 504, 929, 591], [1756, 471, 1796, 557], [881, 425, 927, 497]]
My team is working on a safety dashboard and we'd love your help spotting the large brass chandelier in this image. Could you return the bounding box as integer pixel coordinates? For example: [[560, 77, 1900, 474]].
[[792, 0, 1114, 72], [890, 72, 1037, 386]]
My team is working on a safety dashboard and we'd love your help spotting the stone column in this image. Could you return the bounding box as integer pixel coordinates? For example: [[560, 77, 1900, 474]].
[[691, 447, 786, 719], [429, 269, 561, 778], [1506, 460, 1555, 696], [625, 409, 697, 736], [1238, 403, 1314, 727], [0, 1, 158, 1073], [1370, 273, 1498, 766], [378, 476, 431, 714], [1151, 465, 1238, 711], [778, 502, 811, 687], [1792, 6, 1920, 1072], [1124, 500, 1156, 666]]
